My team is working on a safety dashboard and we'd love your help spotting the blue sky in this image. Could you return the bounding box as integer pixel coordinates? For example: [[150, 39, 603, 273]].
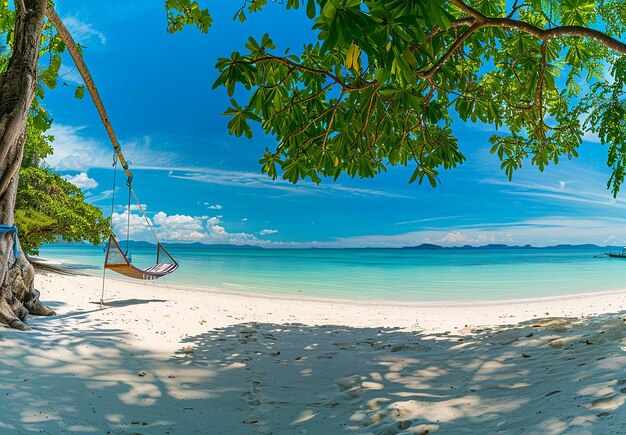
[[42, 0, 626, 247]]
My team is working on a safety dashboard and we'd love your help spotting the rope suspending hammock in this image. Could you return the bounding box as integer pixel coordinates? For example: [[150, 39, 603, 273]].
[[47, 10, 179, 288]]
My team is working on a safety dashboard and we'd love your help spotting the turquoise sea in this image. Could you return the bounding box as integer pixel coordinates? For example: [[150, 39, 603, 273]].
[[37, 245, 626, 302]]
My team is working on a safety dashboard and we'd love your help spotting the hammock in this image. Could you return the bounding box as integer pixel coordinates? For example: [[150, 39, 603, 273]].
[[104, 235, 179, 280]]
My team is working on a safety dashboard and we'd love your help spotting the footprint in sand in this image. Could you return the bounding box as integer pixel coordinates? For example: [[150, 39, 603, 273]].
[[337, 377, 357, 392], [315, 352, 336, 360], [364, 410, 388, 427], [336, 377, 363, 399], [242, 380, 261, 407], [342, 386, 362, 399]]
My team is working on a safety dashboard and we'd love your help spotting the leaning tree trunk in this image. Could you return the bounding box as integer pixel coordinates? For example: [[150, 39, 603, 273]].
[[0, 0, 55, 330]]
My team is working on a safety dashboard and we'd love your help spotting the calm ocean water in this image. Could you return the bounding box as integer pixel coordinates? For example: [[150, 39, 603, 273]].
[[37, 245, 626, 302]]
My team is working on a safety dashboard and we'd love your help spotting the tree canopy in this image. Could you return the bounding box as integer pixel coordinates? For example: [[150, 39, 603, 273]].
[[169, 0, 626, 195]]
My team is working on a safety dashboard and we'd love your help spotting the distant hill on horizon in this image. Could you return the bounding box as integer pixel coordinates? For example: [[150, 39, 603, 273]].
[[45, 241, 621, 251], [402, 243, 617, 250]]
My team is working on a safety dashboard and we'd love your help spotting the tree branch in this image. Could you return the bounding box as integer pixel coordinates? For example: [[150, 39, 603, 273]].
[[536, 40, 547, 139], [252, 55, 345, 87], [359, 85, 380, 135], [418, 0, 626, 80], [284, 105, 336, 142], [424, 18, 475, 41], [449, 0, 626, 54], [321, 90, 346, 153], [417, 22, 487, 79], [274, 83, 334, 117], [250, 55, 379, 91], [492, 19, 626, 54], [261, 67, 295, 89]]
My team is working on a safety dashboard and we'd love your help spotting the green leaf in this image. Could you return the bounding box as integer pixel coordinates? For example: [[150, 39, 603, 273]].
[[306, 0, 316, 19], [74, 86, 85, 99]]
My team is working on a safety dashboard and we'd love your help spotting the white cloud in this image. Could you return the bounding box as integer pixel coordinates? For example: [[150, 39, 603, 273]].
[[163, 230, 206, 242], [475, 234, 497, 244], [481, 165, 626, 211], [46, 124, 404, 199], [206, 216, 221, 226], [112, 210, 265, 245], [204, 203, 223, 210], [501, 233, 514, 243], [84, 188, 115, 204], [241, 218, 248, 222], [171, 170, 408, 198], [128, 204, 147, 211], [62, 16, 107, 45], [558, 181, 575, 190], [210, 224, 226, 235], [440, 231, 469, 244], [45, 124, 178, 172], [46, 124, 110, 170], [425, 231, 495, 246], [111, 211, 152, 240], [259, 229, 278, 235], [62, 172, 98, 189], [153, 212, 204, 232], [395, 215, 467, 226]]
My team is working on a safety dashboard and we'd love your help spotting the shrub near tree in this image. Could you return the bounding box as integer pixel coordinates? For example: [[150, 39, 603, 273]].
[[15, 117, 109, 256]]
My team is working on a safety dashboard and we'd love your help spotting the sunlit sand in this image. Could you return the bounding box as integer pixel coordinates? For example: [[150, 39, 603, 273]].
[[1, 268, 625, 433]]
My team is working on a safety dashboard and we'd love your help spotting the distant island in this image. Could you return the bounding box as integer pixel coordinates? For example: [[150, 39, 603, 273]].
[[401, 243, 616, 250], [46, 241, 620, 251]]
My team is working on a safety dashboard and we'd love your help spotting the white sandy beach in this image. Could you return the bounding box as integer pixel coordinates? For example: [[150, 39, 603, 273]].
[[1, 268, 626, 434]]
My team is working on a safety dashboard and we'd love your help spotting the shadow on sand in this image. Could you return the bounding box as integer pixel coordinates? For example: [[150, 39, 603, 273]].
[[1, 308, 625, 433], [90, 298, 169, 308]]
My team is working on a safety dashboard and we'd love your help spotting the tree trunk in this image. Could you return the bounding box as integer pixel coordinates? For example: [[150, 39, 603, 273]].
[[0, 0, 55, 330]]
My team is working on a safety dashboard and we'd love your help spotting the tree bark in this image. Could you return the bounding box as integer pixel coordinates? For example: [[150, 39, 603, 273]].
[[0, 0, 55, 330]]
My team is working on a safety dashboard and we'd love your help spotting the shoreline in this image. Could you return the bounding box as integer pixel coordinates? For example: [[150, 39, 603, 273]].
[[32, 254, 626, 310], [151, 279, 626, 309], [34, 263, 626, 333], [1, 267, 624, 433]]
